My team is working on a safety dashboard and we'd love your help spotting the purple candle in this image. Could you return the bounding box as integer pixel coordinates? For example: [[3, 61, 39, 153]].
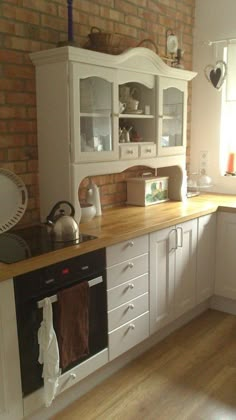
[[67, 0, 73, 42]]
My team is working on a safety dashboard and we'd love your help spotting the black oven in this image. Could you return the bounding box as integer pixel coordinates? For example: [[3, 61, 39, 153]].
[[13, 248, 107, 397]]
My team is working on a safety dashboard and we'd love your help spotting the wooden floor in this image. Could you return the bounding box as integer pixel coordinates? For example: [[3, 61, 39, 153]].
[[54, 310, 236, 420]]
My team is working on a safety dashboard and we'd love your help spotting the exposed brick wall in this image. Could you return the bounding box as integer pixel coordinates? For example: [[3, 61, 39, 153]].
[[0, 0, 195, 226]]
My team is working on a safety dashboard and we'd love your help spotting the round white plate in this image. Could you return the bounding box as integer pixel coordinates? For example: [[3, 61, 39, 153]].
[[0, 169, 28, 234], [126, 109, 143, 114], [167, 34, 178, 54], [0, 233, 31, 263]]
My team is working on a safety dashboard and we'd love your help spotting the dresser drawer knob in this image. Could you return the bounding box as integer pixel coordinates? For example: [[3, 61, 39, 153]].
[[128, 262, 134, 268], [128, 303, 134, 309], [129, 323, 135, 330], [70, 373, 76, 380], [128, 283, 134, 289], [128, 241, 134, 247]]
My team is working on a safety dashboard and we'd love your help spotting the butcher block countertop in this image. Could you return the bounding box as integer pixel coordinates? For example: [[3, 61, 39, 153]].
[[1, 193, 236, 283]]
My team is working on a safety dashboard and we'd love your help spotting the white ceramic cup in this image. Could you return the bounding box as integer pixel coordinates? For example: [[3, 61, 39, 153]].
[[126, 98, 139, 111], [80, 203, 96, 222]]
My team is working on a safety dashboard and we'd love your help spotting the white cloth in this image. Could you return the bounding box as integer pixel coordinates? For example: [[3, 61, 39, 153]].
[[38, 297, 61, 407]]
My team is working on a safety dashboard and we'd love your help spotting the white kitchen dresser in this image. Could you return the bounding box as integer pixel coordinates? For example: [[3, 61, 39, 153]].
[[30, 46, 196, 224]]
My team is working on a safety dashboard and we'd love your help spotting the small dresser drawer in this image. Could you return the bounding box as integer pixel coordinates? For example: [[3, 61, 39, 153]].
[[119, 144, 139, 160], [106, 234, 148, 267], [108, 293, 149, 332], [109, 312, 149, 361], [107, 254, 148, 289], [107, 273, 148, 310], [139, 143, 156, 158]]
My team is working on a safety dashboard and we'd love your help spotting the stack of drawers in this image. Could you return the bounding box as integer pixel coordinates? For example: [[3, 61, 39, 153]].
[[106, 235, 149, 361]]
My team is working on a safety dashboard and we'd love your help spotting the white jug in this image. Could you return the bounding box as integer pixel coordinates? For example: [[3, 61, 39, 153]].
[[86, 178, 102, 216]]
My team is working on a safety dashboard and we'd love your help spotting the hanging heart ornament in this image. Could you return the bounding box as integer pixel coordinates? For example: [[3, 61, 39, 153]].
[[204, 60, 227, 90]]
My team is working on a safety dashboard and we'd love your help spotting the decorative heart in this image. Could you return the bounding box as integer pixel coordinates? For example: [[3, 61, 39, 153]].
[[210, 67, 221, 87], [204, 61, 227, 90]]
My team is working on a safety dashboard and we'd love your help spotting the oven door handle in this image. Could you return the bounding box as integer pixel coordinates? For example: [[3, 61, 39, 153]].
[[37, 276, 103, 308]]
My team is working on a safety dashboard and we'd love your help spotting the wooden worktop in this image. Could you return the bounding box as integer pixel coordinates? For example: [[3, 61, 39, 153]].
[[1, 193, 236, 283]]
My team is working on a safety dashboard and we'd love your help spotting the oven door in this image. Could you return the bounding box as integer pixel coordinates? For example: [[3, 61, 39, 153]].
[[15, 274, 107, 397]]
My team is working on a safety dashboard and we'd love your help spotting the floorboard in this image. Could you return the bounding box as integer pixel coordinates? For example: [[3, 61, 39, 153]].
[[54, 310, 236, 420]]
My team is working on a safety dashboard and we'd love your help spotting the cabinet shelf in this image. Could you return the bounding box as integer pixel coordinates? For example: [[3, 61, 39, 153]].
[[119, 113, 154, 119], [81, 112, 111, 118]]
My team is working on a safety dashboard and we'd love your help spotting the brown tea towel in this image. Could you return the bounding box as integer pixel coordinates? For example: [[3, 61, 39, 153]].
[[57, 281, 90, 370]]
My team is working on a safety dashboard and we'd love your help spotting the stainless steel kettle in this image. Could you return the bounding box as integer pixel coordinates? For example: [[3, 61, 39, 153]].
[[46, 201, 79, 242]]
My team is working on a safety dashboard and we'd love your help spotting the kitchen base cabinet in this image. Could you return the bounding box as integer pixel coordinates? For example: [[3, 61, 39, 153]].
[[196, 213, 216, 304], [108, 312, 149, 360], [174, 219, 197, 318], [150, 219, 198, 334], [106, 235, 149, 361], [149, 226, 175, 333], [215, 212, 236, 299], [0, 279, 23, 420]]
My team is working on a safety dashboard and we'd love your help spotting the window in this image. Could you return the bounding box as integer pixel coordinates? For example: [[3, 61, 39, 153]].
[[220, 43, 236, 175]]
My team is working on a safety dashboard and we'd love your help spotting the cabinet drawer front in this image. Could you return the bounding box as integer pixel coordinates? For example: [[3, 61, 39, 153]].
[[107, 254, 148, 289], [107, 273, 148, 310], [106, 235, 148, 266], [119, 144, 139, 160], [109, 312, 149, 361], [108, 293, 149, 331], [139, 144, 156, 158]]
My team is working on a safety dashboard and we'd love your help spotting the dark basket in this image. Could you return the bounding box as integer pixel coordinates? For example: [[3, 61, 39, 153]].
[[86, 27, 127, 55]]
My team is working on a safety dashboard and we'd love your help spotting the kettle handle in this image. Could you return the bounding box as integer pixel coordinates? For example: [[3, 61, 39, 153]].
[[46, 201, 75, 222]]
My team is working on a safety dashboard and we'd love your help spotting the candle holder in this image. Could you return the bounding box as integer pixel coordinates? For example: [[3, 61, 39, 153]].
[[57, 0, 79, 47]]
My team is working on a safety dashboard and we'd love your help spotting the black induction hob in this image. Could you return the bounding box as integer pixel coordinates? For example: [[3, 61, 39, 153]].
[[0, 225, 97, 264]]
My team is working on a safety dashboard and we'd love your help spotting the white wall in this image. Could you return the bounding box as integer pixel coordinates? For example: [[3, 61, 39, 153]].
[[191, 0, 236, 193]]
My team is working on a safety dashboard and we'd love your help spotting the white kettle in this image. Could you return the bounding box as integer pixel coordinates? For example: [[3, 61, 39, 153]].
[[46, 201, 79, 242]]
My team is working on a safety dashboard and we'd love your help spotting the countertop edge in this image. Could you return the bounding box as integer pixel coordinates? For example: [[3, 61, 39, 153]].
[[1, 195, 235, 283]]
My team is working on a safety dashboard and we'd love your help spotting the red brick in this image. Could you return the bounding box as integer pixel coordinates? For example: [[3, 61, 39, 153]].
[[0, 106, 27, 119], [8, 120, 36, 133], [6, 92, 35, 105], [2, 4, 40, 25], [4, 64, 34, 79], [23, 0, 57, 14], [0, 134, 26, 147]]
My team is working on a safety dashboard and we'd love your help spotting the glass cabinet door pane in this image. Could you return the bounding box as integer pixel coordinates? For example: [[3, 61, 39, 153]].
[[80, 77, 113, 153], [161, 87, 184, 148]]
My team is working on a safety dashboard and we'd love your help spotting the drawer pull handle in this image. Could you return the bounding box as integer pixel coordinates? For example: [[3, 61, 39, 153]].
[[70, 373, 76, 380], [127, 149, 134, 154], [128, 303, 134, 309], [129, 323, 135, 330], [128, 262, 134, 268], [128, 283, 134, 289], [146, 148, 152, 153], [128, 241, 134, 247]]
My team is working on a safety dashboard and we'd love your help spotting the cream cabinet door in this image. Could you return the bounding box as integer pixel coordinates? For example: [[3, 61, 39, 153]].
[[70, 63, 119, 163], [196, 214, 216, 304], [149, 226, 175, 333], [0, 279, 23, 420], [157, 76, 187, 156], [174, 219, 197, 318], [215, 212, 236, 299]]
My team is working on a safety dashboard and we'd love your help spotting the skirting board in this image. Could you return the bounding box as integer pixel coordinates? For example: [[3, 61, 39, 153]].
[[210, 295, 236, 315], [24, 299, 210, 420]]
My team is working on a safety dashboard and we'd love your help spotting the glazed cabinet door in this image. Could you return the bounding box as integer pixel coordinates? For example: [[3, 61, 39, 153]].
[[0, 280, 23, 420], [174, 219, 197, 318], [157, 76, 187, 156], [215, 212, 236, 299], [196, 214, 216, 304], [149, 227, 175, 333], [70, 63, 119, 162]]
